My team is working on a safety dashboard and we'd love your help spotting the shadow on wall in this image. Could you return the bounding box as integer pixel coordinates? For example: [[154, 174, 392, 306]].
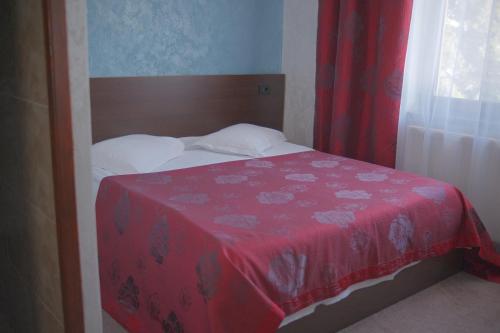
[[0, 1, 64, 332]]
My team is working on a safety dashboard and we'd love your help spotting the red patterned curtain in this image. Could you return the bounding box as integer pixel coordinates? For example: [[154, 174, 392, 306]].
[[314, 0, 413, 168]]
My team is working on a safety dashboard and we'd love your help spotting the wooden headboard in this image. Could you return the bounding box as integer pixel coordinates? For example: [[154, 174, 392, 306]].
[[90, 75, 285, 143]]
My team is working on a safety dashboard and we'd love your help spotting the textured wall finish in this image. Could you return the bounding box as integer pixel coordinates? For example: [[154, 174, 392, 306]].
[[66, 0, 103, 332], [282, 0, 318, 147], [87, 0, 283, 77], [0, 0, 64, 332]]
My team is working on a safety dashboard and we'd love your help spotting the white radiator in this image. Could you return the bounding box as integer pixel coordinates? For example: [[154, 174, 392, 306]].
[[398, 125, 500, 242]]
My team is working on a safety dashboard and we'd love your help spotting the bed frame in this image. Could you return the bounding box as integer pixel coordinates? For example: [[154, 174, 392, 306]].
[[90, 75, 464, 332]]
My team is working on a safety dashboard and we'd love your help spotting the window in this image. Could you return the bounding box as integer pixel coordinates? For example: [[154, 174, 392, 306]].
[[436, 0, 500, 102]]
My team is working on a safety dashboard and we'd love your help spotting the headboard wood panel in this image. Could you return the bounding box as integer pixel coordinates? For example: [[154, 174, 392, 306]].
[[90, 75, 285, 143]]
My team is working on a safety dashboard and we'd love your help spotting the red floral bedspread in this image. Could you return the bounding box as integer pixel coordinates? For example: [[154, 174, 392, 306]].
[[96, 151, 500, 333]]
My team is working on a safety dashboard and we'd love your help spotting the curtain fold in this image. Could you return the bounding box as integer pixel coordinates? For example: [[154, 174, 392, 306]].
[[397, 0, 500, 242], [314, 0, 413, 168]]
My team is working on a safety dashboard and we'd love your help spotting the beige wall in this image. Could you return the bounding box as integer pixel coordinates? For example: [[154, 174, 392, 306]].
[[282, 0, 318, 148], [0, 0, 64, 332], [65, 0, 103, 331]]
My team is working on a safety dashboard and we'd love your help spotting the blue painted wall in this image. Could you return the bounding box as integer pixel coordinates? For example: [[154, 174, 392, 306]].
[[87, 0, 284, 77]]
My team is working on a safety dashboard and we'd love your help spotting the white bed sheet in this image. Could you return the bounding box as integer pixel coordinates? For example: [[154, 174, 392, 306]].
[[92, 140, 312, 204], [92, 139, 418, 327]]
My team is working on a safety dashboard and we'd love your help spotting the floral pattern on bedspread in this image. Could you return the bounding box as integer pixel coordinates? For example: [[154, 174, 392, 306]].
[[96, 151, 500, 333]]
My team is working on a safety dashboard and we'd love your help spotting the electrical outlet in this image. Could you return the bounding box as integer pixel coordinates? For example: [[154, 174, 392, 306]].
[[258, 84, 271, 95]]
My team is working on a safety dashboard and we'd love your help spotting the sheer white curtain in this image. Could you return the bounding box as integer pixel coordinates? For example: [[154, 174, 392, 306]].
[[397, 0, 500, 242]]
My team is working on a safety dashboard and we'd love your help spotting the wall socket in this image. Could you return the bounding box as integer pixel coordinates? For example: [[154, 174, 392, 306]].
[[258, 84, 271, 95]]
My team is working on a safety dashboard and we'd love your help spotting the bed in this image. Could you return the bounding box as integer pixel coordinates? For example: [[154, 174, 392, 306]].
[[91, 75, 499, 333]]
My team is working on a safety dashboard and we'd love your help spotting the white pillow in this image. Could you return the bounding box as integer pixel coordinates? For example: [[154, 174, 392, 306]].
[[179, 136, 201, 150], [192, 123, 286, 157], [92, 135, 184, 174]]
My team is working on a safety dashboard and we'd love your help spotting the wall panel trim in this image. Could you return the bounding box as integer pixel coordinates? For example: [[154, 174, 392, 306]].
[[43, 0, 85, 331]]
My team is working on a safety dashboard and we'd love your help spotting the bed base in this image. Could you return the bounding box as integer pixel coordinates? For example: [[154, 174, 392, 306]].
[[278, 250, 464, 333]]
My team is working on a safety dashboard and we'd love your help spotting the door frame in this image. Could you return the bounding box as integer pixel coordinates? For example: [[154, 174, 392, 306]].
[[43, 0, 85, 331]]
